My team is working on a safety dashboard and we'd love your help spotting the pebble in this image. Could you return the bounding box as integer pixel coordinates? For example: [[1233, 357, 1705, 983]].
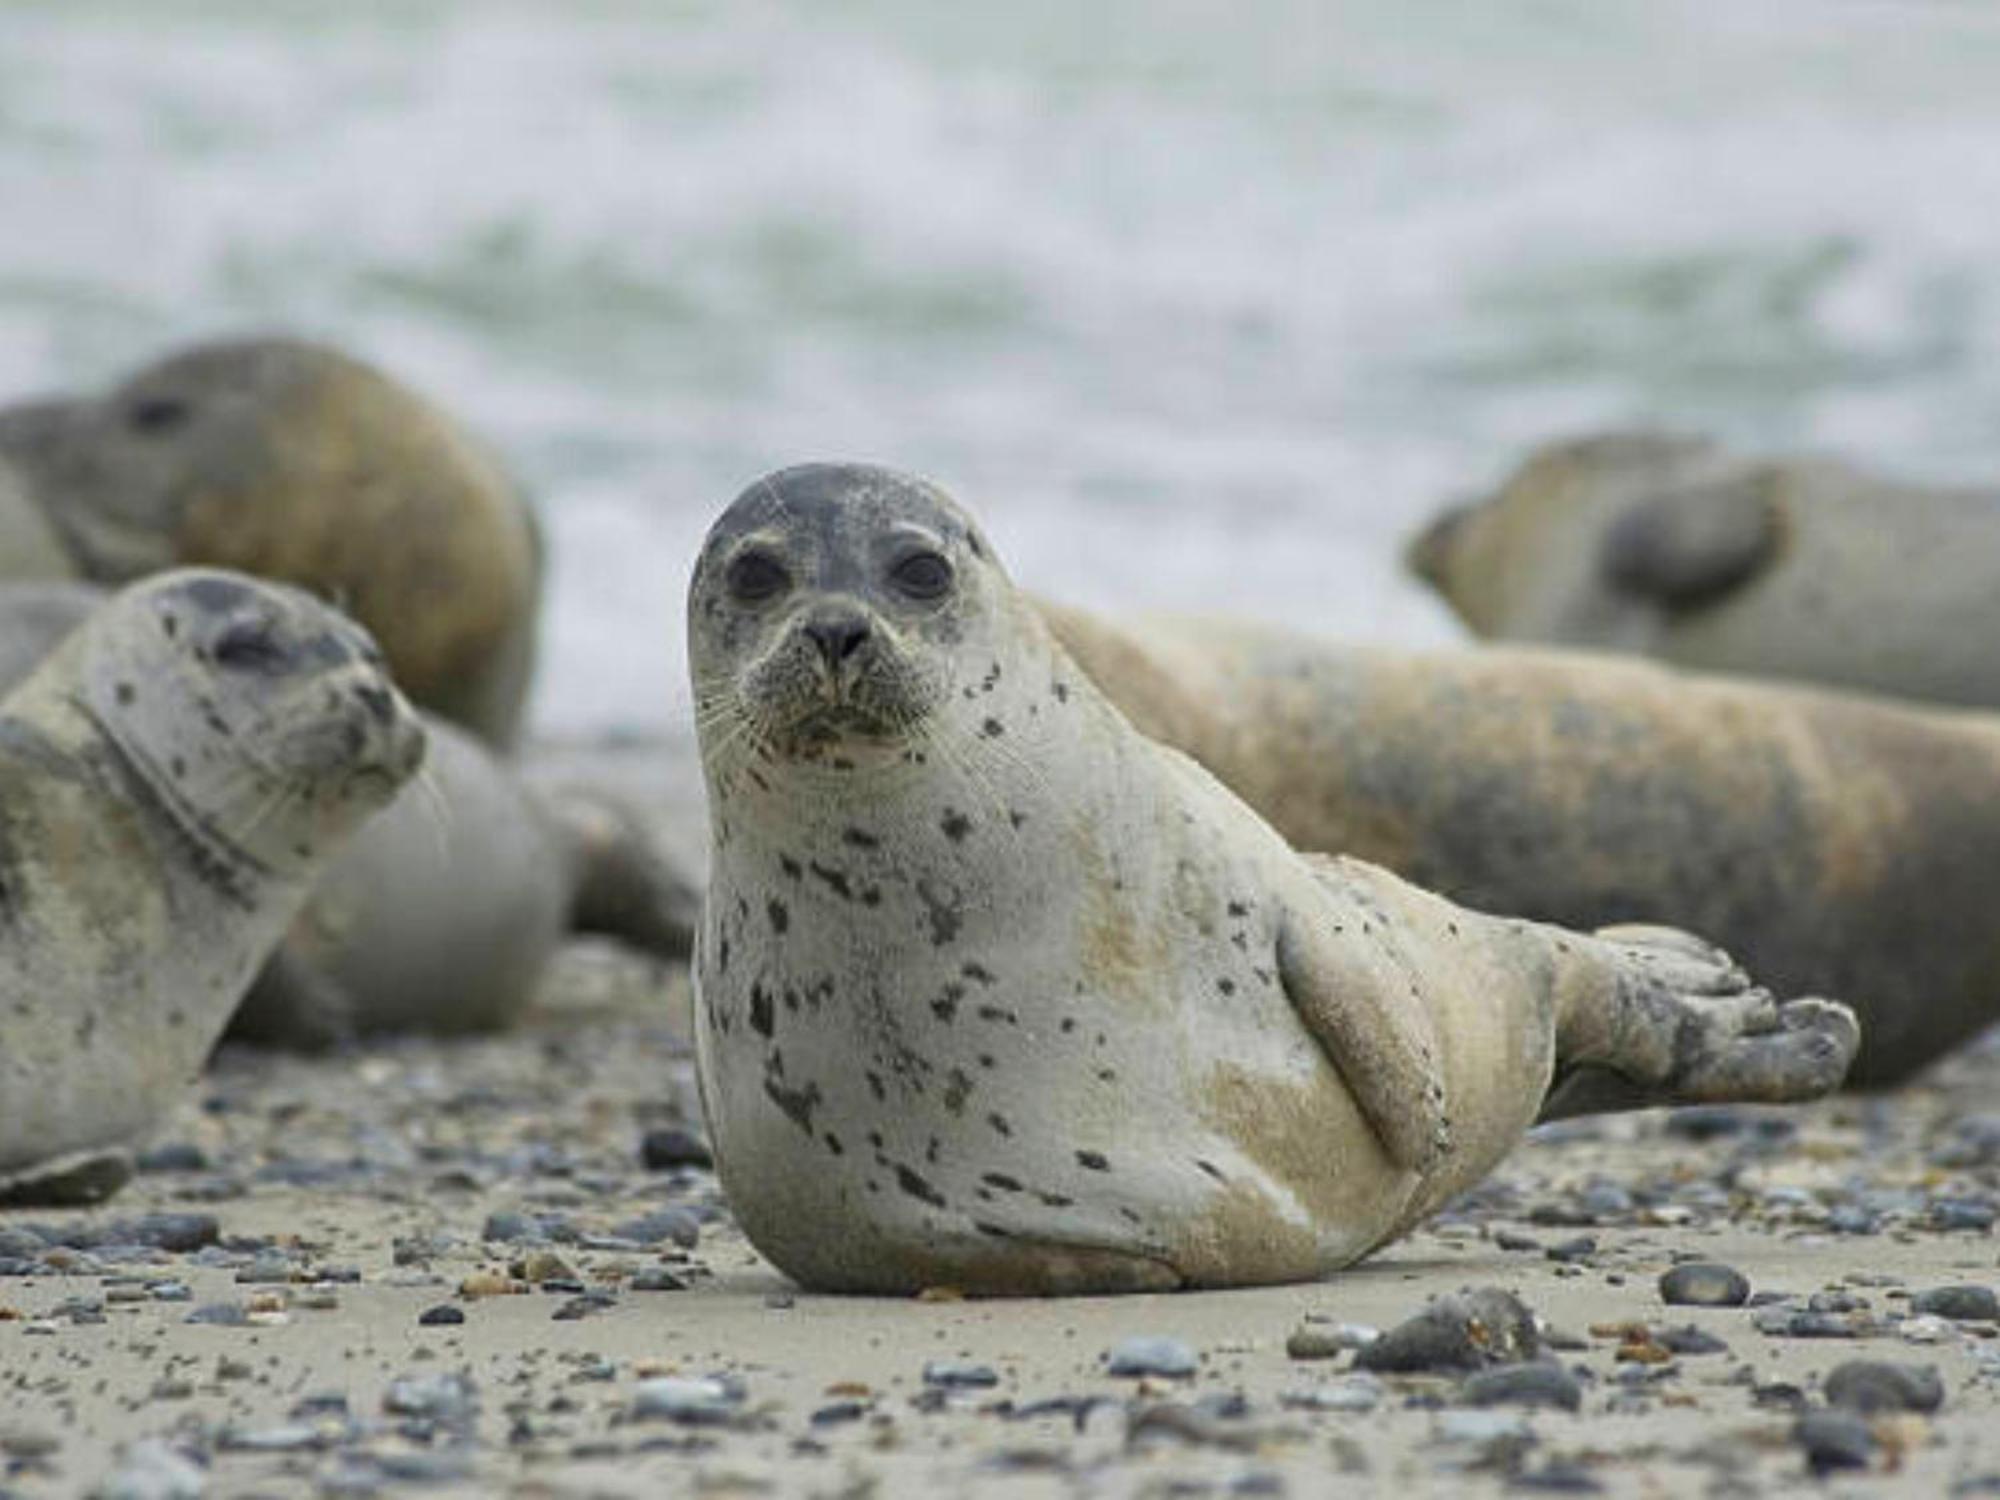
[[630, 1375, 742, 1425], [1658, 1263, 1750, 1308], [1912, 1285, 2000, 1322], [1355, 1289, 1539, 1374], [1824, 1360, 1945, 1414], [923, 1359, 1000, 1388], [629, 1268, 690, 1292], [1284, 1326, 1350, 1361], [182, 1303, 248, 1327], [1655, 1325, 1729, 1356], [1931, 1197, 1997, 1232], [639, 1127, 714, 1170], [1545, 1236, 1595, 1264], [1105, 1337, 1199, 1378], [1280, 1374, 1383, 1413], [1751, 1308, 1873, 1339], [417, 1304, 466, 1326], [382, 1372, 477, 1424], [1793, 1408, 1875, 1475], [1459, 1362, 1583, 1412], [96, 1438, 208, 1500], [1436, 1410, 1533, 1444], [609, 1209, 700, 1249]]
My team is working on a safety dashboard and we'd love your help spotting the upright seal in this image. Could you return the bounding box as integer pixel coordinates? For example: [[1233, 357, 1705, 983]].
[[0, 569, 424, 1205], [0, 336, 542, 745], [1409, 431, 2000, 710], [689, 465, 1857, 1295]]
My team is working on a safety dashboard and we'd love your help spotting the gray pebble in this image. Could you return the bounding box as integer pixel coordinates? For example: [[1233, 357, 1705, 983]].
[[609, 1209, 700, 1249], [1659, 1263, 1750, 1308], [629, 1268, 689, 1292], [1280, 1374, 1383, 1413], [1912, 1285, 2000, 1321], [1355, 1289, 1539, 1374], [1460, 1362, 1582, 1412], [923, 1359, 1000, 1388], [94, 1439, 207, 1500], [182, 1303, 248, 1327], [639, 1127, 713, 1170], [1105, 1336, 1198, 1378], [417, 1305, 465, 1326], [1793, 1408, 1874, 1475], [630, 1375, 741, 1424], [382, 1372, 477, 1423], [1656, 1325, 1729, 1355], [1824, 1360, 1945, 1414], [1436, 1410, 1532, 1444]]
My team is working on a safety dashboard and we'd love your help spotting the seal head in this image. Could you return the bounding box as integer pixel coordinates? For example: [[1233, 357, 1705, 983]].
[[690, 464, 1001, 773]]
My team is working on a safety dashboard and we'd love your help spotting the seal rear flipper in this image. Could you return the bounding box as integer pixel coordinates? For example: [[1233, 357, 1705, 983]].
[[1546, 923, 1860, 1118], [545, 785, 700, 960], [1598, 470, 1784, 611], [1276, 865, 1450, 1175]]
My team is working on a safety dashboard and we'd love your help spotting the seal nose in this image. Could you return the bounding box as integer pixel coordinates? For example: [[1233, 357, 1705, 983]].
[[803, 610, 871, 669]]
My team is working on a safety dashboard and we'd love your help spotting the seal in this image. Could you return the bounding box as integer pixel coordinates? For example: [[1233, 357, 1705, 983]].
[[688, 464, 1857, 1295], [0, 568, 425, 1206], [1408, 430, 2000, 710], [1041, 603, 2000, 1089], [0, 583, 697, 1049], [0, 335, 543, 746]]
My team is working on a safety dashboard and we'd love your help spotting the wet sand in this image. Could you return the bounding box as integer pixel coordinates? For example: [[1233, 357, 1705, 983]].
[[6, 945, 2000, 1498]]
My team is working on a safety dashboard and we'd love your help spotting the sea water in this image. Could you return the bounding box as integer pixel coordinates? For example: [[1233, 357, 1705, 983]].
[[0, 0, 1996, 733]]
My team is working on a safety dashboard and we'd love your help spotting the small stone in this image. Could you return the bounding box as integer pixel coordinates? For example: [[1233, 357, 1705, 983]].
[[630, 1375, 740, 1425], [1656, 1325, 1729, 1356], [1824, 1361, 1945, 1415], [1659, 1263, 1750, 1308], [1901, 1315, 1954, 1344], [639, 1127, 713, 1171], [418, 1305, 465, 1327], [609, 1210, 699, 1249], [1912, 1285, 2000, 1321], [182, 1302, 248, 1327], [1510, 1460, 1605, 1493], [1752, 1308, 1873, 1339], [1793, 1408, 1874, 1475], [1105, 1336, 1198, 1378], [136, 1143, 210, 1174], [1545, 1236, 1595, 1264], [1930, 1197, 1998, 1232], [122, 1214, 220, 1253], [923, 1359, 999, 1388], [1280, 1374, 1383, 1413], [0, 1428, 59, 1459], [458, 1270, 515, 1299], [1355, 1289, 1538, 1374], [482, 1211, 545, 1244], [383, 1371, 477, 1423], [629, 1268, 689, 1292], [1460, 1362, 1582, 1412], [1285, 1326, 1349, 1361], [519, 1249, 576, 1284], [1436, 1410, 1532, 1444], [96, 1438, 207, 1500]]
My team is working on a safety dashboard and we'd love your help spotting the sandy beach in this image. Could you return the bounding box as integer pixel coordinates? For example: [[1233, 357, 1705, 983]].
[[6, 934, 2000, 1500]]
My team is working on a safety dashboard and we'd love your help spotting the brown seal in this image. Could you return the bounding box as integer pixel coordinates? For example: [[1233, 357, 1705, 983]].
[[0, 335, 542, 746], [1409, 430, 2000, 711]]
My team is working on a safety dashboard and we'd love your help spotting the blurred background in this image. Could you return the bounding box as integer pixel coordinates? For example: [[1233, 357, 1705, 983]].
[[1, 0, 1996, 734]]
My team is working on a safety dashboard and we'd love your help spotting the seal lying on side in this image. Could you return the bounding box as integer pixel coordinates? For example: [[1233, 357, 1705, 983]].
[[0, 569, 424, 1205], [1041, 604, 2000, 1089], [0, 336, 542, 746], [1408, 431, 2000, 711], [0, 584, 697, 1048], [689, 464, 1857, 1295]]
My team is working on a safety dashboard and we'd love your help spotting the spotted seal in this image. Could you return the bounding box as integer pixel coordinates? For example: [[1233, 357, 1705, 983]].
[[1408, 431, 2000, 710], [688, 464, 1858, 1295], [0, 583, 696, 1049], [0, 569, 424, 1205], [0, 336, 542, 746]]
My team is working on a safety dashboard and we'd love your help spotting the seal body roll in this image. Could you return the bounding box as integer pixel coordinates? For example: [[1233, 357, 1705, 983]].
[[0, 569, 424, 1204], [689, 464, 1857, 1295]]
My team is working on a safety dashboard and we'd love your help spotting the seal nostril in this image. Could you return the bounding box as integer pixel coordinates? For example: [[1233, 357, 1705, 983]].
[[805, 615, 871, 667], [354, 684, 396, 725]]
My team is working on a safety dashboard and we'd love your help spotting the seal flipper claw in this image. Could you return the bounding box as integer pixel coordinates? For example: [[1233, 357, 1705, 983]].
[[1277, 863, 1451, 1174]]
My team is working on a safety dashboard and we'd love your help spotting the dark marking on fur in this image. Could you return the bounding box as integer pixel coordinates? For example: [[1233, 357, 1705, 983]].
[[842, 826, 879, 849], [809, 862, 853, 900], [767, 898, 789, 935], [940, 809, 971, 842], [895, 1164, 947, 1208], [749, 983, 774, 1038], [1076, 1150, 1110, 1172], [943, 1067, 973, 1115]]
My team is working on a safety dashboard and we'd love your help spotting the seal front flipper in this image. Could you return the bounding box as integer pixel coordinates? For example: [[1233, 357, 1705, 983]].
[[1598, 470, 1783, 611], [1276, 855, 1451, 1174]]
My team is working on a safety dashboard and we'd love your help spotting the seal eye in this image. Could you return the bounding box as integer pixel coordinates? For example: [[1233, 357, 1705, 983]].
[[889, 550, 952, 601], [211, 620, 288, 672], [127, 397, 190, 435], [726, 551, 790, 604]]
